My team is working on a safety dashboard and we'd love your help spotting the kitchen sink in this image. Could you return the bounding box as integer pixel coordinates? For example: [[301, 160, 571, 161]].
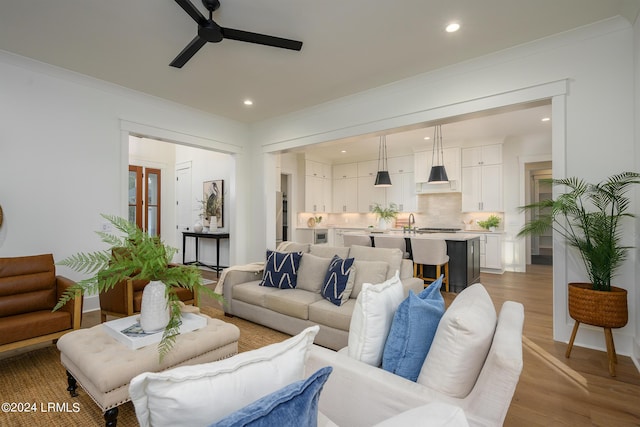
[[416, 227, 462, 234]]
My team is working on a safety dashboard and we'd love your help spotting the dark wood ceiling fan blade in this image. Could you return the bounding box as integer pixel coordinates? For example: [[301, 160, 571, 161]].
[[221, 28, 303, 51], [170, 35, 208, 68], [175, 0, 208, 26]]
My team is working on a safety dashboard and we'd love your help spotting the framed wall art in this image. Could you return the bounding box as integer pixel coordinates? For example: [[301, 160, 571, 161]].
[[203, 180, 224, 228]]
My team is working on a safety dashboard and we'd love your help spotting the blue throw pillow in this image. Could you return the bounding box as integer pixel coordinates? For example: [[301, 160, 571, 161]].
[[321, 255, 355, 306], [259, 250, 303, 289], [210, 366, 333, 427], [381, 275, 445, 381]]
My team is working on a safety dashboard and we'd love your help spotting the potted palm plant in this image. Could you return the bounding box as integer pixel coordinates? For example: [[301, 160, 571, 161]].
[[55, 214, 222, 358], [372, 203, 398, 230], [517, 171, 640, 376]]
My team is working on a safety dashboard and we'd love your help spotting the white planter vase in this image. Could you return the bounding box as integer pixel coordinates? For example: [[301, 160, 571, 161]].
[[210, 216, 218, 231], [378, 218, 389, 230], [139, 280, 170, 333]]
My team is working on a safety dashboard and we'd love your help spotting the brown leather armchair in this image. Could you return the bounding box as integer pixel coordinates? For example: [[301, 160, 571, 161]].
[[0, 254, 82, 353], [99, 277, 197, 322]]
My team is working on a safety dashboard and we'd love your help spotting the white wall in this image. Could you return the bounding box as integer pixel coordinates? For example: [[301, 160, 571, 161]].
[[175, 145, 233, 268], [249, 17, 639, 360], [0, 51, 249, 310]]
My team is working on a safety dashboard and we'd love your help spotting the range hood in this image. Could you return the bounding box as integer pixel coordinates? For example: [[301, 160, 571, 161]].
[[416, 180, 460, 194]]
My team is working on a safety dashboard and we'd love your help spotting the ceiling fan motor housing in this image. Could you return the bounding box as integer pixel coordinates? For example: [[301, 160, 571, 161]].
[[198, 21, 223, 42]]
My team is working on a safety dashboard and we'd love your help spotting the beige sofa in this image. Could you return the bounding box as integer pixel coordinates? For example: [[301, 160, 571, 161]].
[[222, 244, 424, 350]]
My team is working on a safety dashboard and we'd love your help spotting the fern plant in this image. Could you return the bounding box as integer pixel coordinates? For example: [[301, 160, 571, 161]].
[[517, 172, 640, 291], [55, 214, 222, 359], [372, 203, 399, 220]]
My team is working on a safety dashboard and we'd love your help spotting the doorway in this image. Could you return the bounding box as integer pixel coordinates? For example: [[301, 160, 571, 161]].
[[525, 162, 553, 265], [276, 174, 291, 245]]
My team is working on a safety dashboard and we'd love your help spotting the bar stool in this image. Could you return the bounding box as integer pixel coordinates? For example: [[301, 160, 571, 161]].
[[410, 238, 449, 292], [373, 235, 410, 258], [343, 234, 372, 247]]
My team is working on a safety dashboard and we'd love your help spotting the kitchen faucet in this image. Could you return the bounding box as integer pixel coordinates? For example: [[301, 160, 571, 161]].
[[408, 213, 416, 233]]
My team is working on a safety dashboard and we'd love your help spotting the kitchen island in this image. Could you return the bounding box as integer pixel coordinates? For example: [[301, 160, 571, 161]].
[[344, 231, 481, 292]]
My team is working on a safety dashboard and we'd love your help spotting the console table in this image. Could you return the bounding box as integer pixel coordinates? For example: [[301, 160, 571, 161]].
[[182, 231, 230, 277]]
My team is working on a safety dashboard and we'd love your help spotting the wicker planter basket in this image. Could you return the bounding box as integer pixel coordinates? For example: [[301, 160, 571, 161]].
[[568, 282, 628, 328]]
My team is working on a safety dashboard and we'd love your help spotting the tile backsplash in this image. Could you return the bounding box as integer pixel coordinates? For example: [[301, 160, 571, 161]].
[[297, 192, 503, 230]]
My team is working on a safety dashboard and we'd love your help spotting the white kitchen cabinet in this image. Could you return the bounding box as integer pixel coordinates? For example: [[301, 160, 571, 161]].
[[332, 177, 358, 212], [357, 175, 386, 212], [461, 144, 503, 212], [414, 147, 461, 193], [480, 233, 503, 272], [357, 160, 379, 178], [386, 172, 416, 212], [333, 163, 358, 179], [305, 159, 331, 212], [462, 164, 503, 212], [461, 144, 502, 167], [387, 155, 414, 174], [305, 159, 331, 179]]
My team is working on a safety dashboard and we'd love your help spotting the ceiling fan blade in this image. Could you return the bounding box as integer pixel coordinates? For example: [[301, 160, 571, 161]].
[[170, 35, 208, 68], [221, 27, 303, 51], [174, 0, 208, 26]]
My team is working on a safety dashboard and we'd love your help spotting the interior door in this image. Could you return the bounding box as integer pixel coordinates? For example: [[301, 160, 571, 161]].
[[128, 165, 143, 229]]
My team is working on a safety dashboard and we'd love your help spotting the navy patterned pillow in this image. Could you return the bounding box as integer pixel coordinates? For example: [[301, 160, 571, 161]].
[[259, 250, 303, 289], [321, 255, 356, 306]]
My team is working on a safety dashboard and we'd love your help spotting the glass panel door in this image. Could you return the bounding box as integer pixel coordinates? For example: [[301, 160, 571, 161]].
[[145, 168, 161, 237], [128, 165, 143, 229]]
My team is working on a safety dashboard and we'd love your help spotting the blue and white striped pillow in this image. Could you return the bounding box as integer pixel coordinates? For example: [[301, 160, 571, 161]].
[[321, 255, 355, 306], [259, 250, 303, 289]]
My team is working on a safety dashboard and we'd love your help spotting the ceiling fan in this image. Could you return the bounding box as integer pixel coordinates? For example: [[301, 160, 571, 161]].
[[170, 0, 303, 68]]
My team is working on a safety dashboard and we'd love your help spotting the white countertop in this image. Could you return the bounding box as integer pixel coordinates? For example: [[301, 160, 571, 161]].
[[344, 231, 482, 241]]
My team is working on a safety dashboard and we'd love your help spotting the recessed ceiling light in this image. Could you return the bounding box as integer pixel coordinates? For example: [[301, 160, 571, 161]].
[[243, 99, 253, 106], [446, 22, 460, 33], [541, 117, 550, 122], [341, 150, 347, 153], [423, 136, 431, 140]]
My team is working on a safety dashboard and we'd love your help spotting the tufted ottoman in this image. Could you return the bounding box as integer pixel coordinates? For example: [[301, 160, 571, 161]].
[[57, 314, 239, 427]]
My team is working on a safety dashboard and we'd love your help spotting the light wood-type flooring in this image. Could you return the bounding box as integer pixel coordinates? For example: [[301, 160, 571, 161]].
[[477, 265, 640, 426]]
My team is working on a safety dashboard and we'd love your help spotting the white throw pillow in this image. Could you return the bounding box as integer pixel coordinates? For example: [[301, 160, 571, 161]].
[[129, 326, 320, 427], [417, 283, 497, 398], [347, 271, 404, 366]]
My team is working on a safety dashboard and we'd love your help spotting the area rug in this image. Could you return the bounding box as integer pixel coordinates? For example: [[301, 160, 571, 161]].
[[0, 307, 289, 427]]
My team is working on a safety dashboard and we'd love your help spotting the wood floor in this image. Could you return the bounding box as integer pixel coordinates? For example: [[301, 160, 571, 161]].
[[21, 265, 639, 426], [477, 265, 640, 426]]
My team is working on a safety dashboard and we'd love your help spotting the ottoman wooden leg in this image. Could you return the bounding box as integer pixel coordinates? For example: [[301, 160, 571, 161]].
[[104, 407, 119, 427], [66, 370, 78, 398]]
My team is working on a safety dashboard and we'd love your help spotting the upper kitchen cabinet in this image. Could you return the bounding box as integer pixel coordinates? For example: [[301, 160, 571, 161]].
[[386, 155, 414, 174], [305, 159, 331, 212], [414, 147, 461, 193], [384, 155, 416, 212], [357, 160, 385, 212], [461, 144, 503, 212], [332, 163, 358, 212], [386, 171, 416, 212], [461, 144, 502, 167]]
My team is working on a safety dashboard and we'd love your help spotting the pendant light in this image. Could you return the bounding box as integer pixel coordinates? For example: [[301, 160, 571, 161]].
[[428, 124, 449, 183], [374, 135, 392, 187]]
